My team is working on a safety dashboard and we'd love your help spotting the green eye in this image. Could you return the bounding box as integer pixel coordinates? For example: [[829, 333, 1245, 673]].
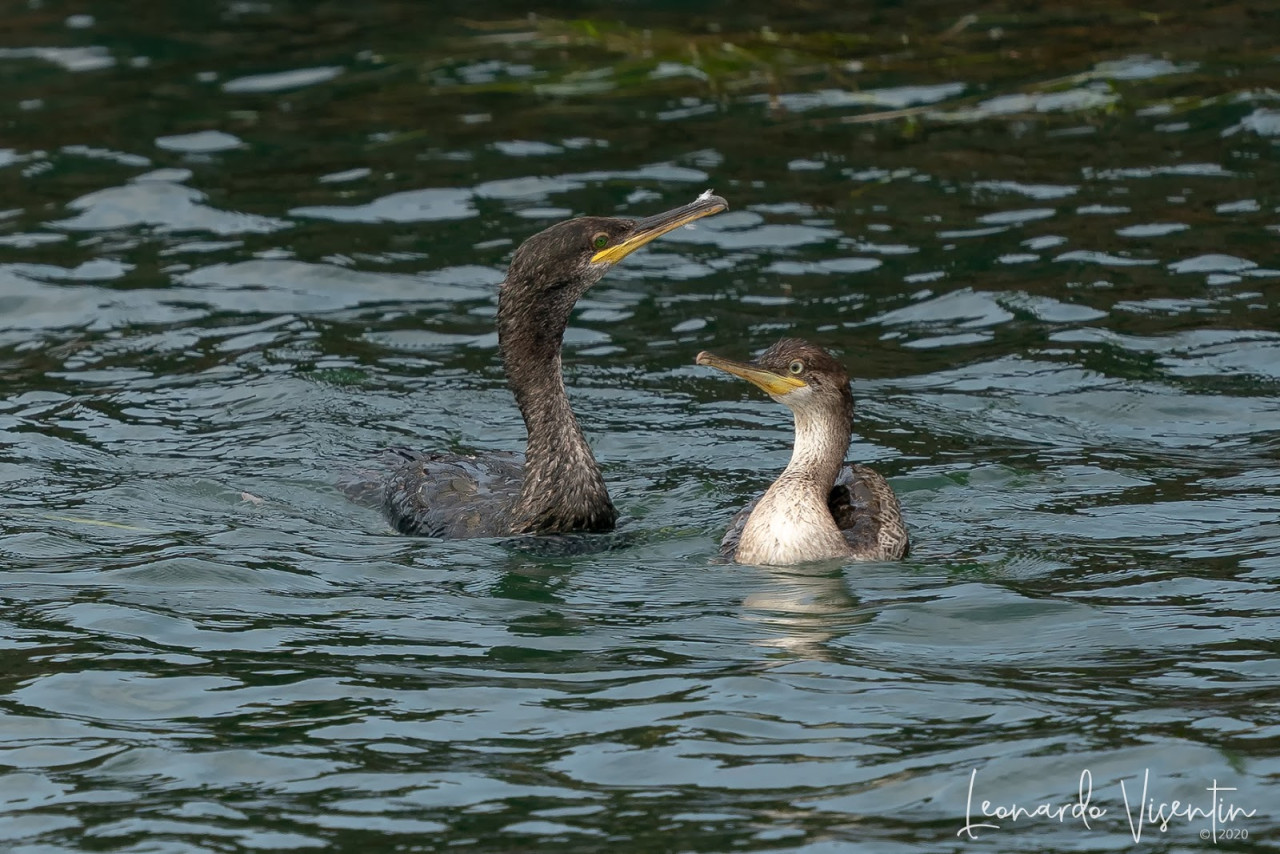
[[789, 360, 804, 375], [592, 233, 609, 250]]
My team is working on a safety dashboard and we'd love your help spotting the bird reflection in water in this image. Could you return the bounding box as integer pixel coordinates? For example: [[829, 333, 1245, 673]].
[[739, 565, 871, 660]]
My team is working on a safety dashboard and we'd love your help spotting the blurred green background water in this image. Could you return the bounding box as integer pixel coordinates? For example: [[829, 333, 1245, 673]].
[[1, 1, 1278, 852]]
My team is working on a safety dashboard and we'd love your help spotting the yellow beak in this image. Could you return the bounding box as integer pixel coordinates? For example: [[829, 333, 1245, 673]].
[[695, 351, 807, 396], [591, 192, 728, 264]]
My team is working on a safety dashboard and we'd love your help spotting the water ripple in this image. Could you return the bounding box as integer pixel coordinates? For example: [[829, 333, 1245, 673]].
[[1, 4, 1278, 852]]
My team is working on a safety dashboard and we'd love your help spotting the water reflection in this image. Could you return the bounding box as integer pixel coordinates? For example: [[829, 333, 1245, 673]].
[[739, 565, 866, 661]]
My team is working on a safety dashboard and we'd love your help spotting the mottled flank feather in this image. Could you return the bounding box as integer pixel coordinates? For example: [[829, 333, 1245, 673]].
[[343, 449, 638, 553], [341, 448, 519, 537], [827, 464, 910, 560], [717, 497, 758, 562], [378, 448, 523, 538]]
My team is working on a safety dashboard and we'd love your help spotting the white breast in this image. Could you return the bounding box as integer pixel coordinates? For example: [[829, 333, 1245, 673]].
[[734, 490, 849, 566]]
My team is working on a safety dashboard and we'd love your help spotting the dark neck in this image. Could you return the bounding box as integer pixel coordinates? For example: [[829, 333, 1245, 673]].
[[498, 300, 617, 534]]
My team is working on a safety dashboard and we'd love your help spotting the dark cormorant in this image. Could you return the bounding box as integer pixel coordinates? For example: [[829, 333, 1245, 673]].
[[696, 338, 909, 565], [369, 191, 728, 538]]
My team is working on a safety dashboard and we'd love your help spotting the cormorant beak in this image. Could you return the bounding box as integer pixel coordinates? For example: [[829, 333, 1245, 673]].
[[695, 352, 808, 396], [591, 190, 728, 264]]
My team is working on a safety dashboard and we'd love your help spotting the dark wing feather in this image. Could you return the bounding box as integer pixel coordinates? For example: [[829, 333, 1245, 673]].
[[343, 448, 524, 539], [719, 463, 909, 562], [828, 463, 910, 560], [717, 494, 760, 561]]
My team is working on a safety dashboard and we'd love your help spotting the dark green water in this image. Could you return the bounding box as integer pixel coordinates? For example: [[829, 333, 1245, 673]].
[[2, 2, 1278, 852]]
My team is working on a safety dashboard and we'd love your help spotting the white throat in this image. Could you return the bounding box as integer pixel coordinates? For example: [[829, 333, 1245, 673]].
[[734, 390, 851, 565]]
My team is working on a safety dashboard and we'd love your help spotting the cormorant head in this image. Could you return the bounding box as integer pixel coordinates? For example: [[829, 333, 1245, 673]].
[[501, 190, 728, 314], [696, 338, 854, 424]]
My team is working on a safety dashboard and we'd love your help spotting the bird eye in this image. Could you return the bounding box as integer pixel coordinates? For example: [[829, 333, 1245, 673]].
[[591, 232, 609, 250], [788, 360, 805, 375]]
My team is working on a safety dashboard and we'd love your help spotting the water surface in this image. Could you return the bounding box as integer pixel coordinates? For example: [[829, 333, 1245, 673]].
[[1, 2, 1278, 851]]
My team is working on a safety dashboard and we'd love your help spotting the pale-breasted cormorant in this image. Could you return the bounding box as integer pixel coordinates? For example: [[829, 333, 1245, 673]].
[[696, 339, 909, 565]]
